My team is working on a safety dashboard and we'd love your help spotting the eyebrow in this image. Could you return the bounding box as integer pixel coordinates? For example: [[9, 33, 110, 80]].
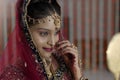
[[37, 28, 50, 31], [37, 27, 61, 31]]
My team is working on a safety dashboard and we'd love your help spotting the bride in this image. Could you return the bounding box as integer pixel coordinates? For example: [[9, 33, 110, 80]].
[[0, 0, 87, 80]]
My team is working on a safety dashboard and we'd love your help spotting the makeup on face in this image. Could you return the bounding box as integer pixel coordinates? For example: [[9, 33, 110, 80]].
[[29, 18, 61, 58], [37, 28, 61, 37], [42, 47, 54, 53]]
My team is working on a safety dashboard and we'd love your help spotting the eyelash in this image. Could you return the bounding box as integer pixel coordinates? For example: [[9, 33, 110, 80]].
[[55, 30, 60, 35], [39, 32, 48, 37], [39, 30, 60, 37]]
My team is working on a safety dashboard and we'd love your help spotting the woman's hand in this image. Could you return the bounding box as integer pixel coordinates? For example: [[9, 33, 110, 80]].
[[56, 40, 82, 80]]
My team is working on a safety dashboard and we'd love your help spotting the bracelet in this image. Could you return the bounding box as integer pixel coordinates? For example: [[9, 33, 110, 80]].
[[80, 76, 88, 80]]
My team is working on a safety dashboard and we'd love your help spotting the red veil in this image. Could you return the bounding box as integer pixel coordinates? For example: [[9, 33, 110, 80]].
[[0, 0, 44, 79], [0, 0, 73, 80]]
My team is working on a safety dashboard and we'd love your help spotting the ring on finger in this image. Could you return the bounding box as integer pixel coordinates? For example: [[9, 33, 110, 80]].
[[71, 44, 77, 50]]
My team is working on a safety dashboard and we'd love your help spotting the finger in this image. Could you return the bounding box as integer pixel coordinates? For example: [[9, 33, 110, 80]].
[[57, 42, 71, 50], [62, 50, 76, 61], [57, 40, 70, 45], [62, 47, 78, 53], [62, 48, 78, 56], [63, 50, 79, 62]]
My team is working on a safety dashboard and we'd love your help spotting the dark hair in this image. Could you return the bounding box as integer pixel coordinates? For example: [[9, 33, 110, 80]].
[[27, 0, 61, 19]]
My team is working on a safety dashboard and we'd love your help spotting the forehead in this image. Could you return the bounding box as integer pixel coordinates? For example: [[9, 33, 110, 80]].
[[30, 17, 61, 30]]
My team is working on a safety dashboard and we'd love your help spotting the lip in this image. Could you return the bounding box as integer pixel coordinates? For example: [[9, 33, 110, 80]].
[[42, 47, 53, 52]]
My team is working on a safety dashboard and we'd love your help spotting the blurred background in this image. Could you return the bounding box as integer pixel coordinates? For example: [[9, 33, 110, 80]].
[[0, 0, 120, 80]]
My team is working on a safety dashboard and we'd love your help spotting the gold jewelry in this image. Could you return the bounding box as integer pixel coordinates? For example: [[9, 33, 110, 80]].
[[42, 58, 57, 79], [51, 13, 61, 26], [42, 59, 53, 79], [27, 12, 61, 26], [71, 44, 77, 50]]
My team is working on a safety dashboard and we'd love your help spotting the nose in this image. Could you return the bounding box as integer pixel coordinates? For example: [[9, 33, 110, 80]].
[[47, 36, 55, 47]]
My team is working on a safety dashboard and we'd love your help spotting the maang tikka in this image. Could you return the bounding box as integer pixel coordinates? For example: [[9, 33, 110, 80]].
[[27, 12, 61, 26]]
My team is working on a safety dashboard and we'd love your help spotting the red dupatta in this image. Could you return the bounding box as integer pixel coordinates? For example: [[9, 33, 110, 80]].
[[0, 0, 73, 80], [0, 0, 46, 79]]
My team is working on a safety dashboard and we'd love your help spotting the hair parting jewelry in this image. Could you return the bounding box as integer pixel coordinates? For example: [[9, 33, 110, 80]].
[[27, 12, 61, 26]]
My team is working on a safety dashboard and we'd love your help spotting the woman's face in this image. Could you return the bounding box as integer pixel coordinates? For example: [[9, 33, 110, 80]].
[[29, 17, 60, 59]]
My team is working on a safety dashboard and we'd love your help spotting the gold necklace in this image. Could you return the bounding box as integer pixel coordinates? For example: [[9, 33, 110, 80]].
[[43, 58, 53, 79]]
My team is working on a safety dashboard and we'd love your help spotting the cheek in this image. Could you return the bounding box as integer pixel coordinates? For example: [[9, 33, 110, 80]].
[[31, 33, 47, 47], [55, 35, 59, 42], [36, 37, 47, 44], [34, 37, 48, 49]]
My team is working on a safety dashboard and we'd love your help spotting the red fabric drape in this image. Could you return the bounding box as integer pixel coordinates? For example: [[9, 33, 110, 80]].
[[0, 0, 45, 79]]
